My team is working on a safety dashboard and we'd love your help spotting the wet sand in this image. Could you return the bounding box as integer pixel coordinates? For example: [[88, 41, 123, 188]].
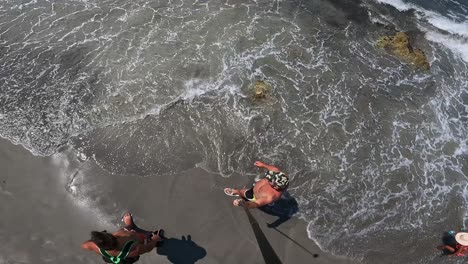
[[0, 137, 354, 264]]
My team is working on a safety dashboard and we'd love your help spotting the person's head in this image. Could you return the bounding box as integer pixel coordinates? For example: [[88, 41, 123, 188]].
[[90, 231, 117, 250], [266, 171, 289, 191]]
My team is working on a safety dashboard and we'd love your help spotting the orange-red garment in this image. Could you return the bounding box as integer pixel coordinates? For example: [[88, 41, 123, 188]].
[[455, 244, 468, 256]]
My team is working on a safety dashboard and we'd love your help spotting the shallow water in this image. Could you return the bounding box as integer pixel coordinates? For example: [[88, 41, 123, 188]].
[[0, 0, 467, 263]]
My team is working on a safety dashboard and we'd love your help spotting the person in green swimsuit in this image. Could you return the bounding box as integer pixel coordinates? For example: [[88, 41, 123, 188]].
[[224, 160, 289, 209], [81, 213, 163, 263]]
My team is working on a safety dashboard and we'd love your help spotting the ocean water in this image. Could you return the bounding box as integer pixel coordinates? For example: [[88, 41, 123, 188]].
[[0, 0, 467, 263]]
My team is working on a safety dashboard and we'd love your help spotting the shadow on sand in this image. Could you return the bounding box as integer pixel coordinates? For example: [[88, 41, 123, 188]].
[[258, 192, 319, 259], [259, 191, 299, 228], [156, 235, 206, 264]]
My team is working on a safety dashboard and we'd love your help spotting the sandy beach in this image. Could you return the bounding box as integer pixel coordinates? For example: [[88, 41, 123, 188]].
[[0, 137, 354, 263]]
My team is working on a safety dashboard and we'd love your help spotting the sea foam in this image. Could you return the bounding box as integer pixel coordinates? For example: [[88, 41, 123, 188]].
[[373, 0, 468, 63]]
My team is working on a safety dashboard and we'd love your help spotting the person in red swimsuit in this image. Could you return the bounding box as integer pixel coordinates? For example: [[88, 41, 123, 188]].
[[437, 232, 468, 256], [81, 212, 163, 263]]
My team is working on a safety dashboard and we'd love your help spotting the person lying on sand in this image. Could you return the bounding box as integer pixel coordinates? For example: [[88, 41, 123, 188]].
[[437, 232, 468, 256], [224, 160, 289, 209], [81, 212, 163, 264]]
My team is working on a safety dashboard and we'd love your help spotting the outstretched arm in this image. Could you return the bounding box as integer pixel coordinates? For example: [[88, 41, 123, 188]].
[[437, 245, 456, 253], [81, 241, 97, 251], [254, 161, 280, 172]]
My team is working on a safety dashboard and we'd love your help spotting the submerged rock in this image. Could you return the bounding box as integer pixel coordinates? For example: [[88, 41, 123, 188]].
[[252, 80, 271, 100], [376, 32, 430, 70]]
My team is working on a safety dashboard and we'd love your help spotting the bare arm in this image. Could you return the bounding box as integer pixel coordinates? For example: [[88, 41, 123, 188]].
[[81, 241, 91, 250], [254, 161, 280, 172], [437, 245, 456, 253], [81, 241, 95, 251]]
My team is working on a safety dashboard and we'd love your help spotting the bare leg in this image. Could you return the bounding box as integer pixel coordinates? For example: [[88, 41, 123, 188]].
[[122, 212, 135, 229], [122, 213, 148, 233], [122, 212, 156, 242], [437, 245, 456, 253], [224, 188, 242, 196], [226, 188, 250, 198]]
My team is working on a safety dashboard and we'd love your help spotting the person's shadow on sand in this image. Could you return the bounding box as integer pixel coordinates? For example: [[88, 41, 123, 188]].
[[259, 191, 299, 228], [156, 235, 206, 264]]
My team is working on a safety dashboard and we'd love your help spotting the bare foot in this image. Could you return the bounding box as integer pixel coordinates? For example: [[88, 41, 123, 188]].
[[151, 230, 163, 242], [224, 188, 240, 197], [122, 212, 135, 228]]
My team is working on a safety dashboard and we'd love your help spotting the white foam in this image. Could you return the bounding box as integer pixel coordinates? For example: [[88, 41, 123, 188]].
[[463, 184, 468, 229], [182, 79, 213, 101], [455, 141, 468, 156], [425, 31, 468, 62], [372, 0, 468, 63], [373, 0, 414, 11], [51, 153, 114, 228], [427, 15, 468, 37]]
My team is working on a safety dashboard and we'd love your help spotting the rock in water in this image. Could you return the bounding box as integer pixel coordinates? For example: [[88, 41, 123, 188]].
[[376, 32, 430, 70], [253, 80, 271, 100]]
